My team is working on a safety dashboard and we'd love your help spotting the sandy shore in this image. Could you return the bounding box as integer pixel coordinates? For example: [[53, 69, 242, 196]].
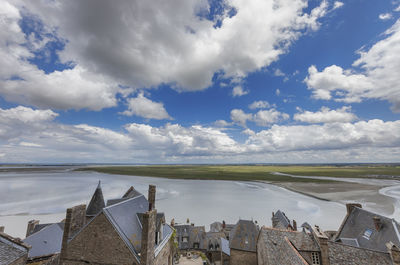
[[274, 181, 396, 216]]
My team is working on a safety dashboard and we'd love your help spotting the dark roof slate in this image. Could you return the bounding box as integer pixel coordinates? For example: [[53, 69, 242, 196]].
[[86, 181, 105, 216], [328, 241, 392, 265], [336, 206, 400, 252], [272, 210, 291, 229], [229, 220, 258, 252], [258, 228, 308, 265], [0, 233, 28, 265], [23, 223, 63, 258]]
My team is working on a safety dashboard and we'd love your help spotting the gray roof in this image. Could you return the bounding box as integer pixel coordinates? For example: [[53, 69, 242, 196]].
[[229, 220, 258, 252], [258, 228, 308, 265], [23, 223, 63, 258], [0, 233, 28, 265], [336, 206, 400, 252], [221, 237, 230, 256], [86, 181, 106, 216], [106, 186, 143, 206], [103, 195, 148, 255], [328, 241, 392, 265], [175, 225, 206, 250], [31, 223, 64, 236], [272, 210, 291, 229], [206, 232, 225, 251]]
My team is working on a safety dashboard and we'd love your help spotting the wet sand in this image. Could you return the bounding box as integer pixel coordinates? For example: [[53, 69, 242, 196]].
[[274, 181, 396, 215]]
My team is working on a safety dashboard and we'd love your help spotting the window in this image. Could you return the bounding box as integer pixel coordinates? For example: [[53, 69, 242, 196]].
[[182, 237, 188, 243], [311, 252, 320, 265]]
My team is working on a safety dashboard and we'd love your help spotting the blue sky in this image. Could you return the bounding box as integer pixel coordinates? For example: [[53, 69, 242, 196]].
[[0, 0, 400, 163]]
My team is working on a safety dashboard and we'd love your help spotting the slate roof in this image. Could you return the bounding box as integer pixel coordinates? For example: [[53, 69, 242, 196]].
[[335, 206, 400, 252], [102, 194, 173, 258], [31, 223, 64, 236], [206, 232, 225, 251], [86, 181, 105, 216], [175, 225, 206, 250], [272, 210, 291, 229], [328, 241, 392, 265], [0, 232, 29, 265], [221, 237, 230, 256], [229, 220, 258, 252], [260, 227, 319, 251], [258, 228, 309, 265], [23, 223, 64, 258], [106, 186, 143, 206]]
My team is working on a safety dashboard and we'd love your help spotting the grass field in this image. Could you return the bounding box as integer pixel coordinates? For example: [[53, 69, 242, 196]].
[[77, 164, 400, 183]]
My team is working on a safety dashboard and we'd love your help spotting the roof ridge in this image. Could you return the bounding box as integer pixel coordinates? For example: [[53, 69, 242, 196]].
[[329, 240, 391, 254], [0, 231, 30, 250]]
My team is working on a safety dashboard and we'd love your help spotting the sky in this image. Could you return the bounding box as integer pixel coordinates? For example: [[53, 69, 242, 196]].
[[0, 0, 400, 164]]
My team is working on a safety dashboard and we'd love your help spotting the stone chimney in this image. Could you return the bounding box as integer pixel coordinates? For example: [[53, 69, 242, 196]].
[[140, 209, 157, 265], [311, 225, 330, 265], [387, 242, 400, 265], [346, 203, 362, 215], [60, 204, 86, 263], [373, 216, 383, 231], [26, 220, 39, 237], [0, 226, 4, 233], [148, 185, 156, 211], [293, 220, 297, 231]]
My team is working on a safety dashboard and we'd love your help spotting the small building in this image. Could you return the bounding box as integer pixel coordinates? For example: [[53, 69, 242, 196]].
[[271, 210, 297, 231], [229, 220, 258, 265], [174, 223, 207, 251], [205, 231, 230, 265], [335, 203, 400, 252], [0, 230, 30, 265]]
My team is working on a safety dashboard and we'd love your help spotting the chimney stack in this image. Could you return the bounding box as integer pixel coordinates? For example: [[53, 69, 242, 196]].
[[346, 203, 362, 215], [26, 220, 39, 237], [60, 204, 86, 263], [293, 220, 297, 231], [140, 209, 157, 265], [148, 185, 156, 211], [311, 225, 330, 265], [0, 226, 4, 233], [387, 242, 400, 265], [373, 216, 383, 231]]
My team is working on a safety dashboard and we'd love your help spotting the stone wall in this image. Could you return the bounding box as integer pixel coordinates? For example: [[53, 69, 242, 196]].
[[257, 235, 268, 265], [9, 255, 27, 265], [140, 210, 156, 265], [154, 239, 173, 265], [230, 249, 257, 265], [60, 212, 138, 265]]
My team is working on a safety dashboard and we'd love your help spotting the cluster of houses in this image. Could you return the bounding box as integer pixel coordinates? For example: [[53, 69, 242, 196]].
[[1, 182, 400, 265]]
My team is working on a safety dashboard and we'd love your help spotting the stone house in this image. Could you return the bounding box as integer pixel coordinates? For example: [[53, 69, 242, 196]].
[[229, 220, 258, 265], [0, 229, 30, 265], [174, 223, 207, 252], [335, 203, 400, 252], [271, 210, 297, 231], [59, 184, 174, 265], [205, 231, 230, 265]]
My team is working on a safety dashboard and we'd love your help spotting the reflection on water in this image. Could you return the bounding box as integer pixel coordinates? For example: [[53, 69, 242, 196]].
[[0, 168, 349, 238]]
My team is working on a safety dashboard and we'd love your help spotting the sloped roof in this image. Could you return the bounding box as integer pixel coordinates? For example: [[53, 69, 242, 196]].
[[272, 210, 291, 229], [229, 220, 258, 252], [123, 186, 142, 198], [103, 195, 148, 255], [328, 241, 392, 265], [23, 223, 63, 258], [336, 206, 400, 252], [86, 181, 105, 216], [175, 225, 206, 250], [31, 223, 64, 236], [221, 237, 230, 256], [0, 232, 29, 265], [258, 228, 308, 265]]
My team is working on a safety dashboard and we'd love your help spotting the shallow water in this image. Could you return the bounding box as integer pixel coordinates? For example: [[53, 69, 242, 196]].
[[0, 168, 355, 238]]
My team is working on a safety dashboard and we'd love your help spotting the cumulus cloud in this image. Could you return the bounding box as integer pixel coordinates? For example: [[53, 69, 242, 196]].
[[248, 100, 271, 109], [305, 19, 400, 112], [4, 0, 333, 104], [214, 120, 231, 127], [121, 93, 172, 120], [230, 108, 289, 127], [333, 1, 344, 10], [294, 106, 357, 123], [379, 13, 392, 20], [232, 86, 249, 97], [0, 106, 400, 163]]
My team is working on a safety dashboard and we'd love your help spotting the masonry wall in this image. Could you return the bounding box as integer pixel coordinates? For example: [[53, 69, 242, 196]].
[[230, 249, 257, 265], [257, 236, 268, 265], [60, 212, 138, 265], [154, 239, 173, 265], [9, 255, 27, 265]]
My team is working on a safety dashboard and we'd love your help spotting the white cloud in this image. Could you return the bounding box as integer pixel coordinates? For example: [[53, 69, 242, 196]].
[[230, 108, 289, 127], [379, 13, 393, 20], [333, 1, 344, 10], [230, 109, 253, 127], [294, 106, 357, 123], [305, 19, 400, 112], [121, 93, 172, 120], [248, 100, 270, 109], [276, 89, 281, 96], [395, 5, 400, 12], [6, 0, 332, 101], [232, 86, 249, 97], [0, 106, 400, 163], [274, 69, 285, 77], [214, 120, 231, 127]]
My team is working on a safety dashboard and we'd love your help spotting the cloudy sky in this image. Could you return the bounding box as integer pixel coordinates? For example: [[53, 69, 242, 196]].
[[0, 0, 400, 163]]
